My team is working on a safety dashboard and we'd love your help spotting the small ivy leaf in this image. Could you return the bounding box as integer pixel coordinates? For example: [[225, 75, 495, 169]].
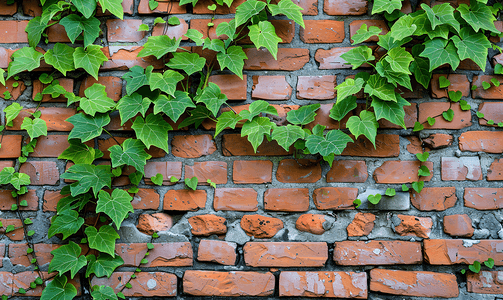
[[418, 165, 431, 177], [484, 258, 495, 268], [7, 47, 43, 79], [178, 106, 212, 129], [138, 35, 181, 59], [351, 24, 382, 44], [216, 45, 247, 79], [335, 78, 364, 104], [460, 100, 471, 111], [80, 83, 116, 116], [427, 116, 436, 126], [4, 102, 23, 127], [271, 125, 305, 152], [151, 173, 163, 186], [498, 122, 503, 127], [482, 81, 491, 90], [495, 64, 503, 74], [60, 15, 100, 48], [40, 275, 78, 300], [0, 167, 15, 185], [167, 52, 206, 76], [368, 194, 382, 205], [167, 16, 180, 25], [85, 225, 120, 257], [330, 96, 357, 122], [86, 253, 124, 278], [11, 204, 18, 211], [442, 108, 454, 122], [385, 188, 396, 197], [248, 21, 282, 60], [72, 0, 97, 18], [154, 17, 166, 25], [416, 152, 429, 162], [5, 225, 15, 233], [389, 15, 416, 41], [487, 119, 495, 125], [469, 260, 481, 273], [25, 16, 49, 48], [24, 218, 33, 225], [153, 92, 195, 123], [27, 248, 34, 254], [122, 65, 150, 96], [19, 200, 28, 207], [286, 104, 320, 125], [411, 180, 424, 193], [10, 173, 31, 190], [401, 184, 409, 192], [125, 282, 133, 289], [241, 117, 276, 152], [138, 24, 149, 31], [207, 4, 216, 10], [353, 199, 362, 208], [58, 139, 97, 164], [438, 76, 450, 88], [215, 111, 242, 137], [97, 189, 134, 229], [235, 0, 267, 27], [48, 241, 87, 279], [420, 3, 460, 32], [185, 177, 198, 190], [152, 232, 159, 238], [340, 46, 375, 69], [149, 0, 159, 10], [448, 90, 462, 102], [491, 78, 500, 87], [476, 111, 485, 118], [170, 176, 179, 183], [413, 121, 424, 131], [461, 269, 466, 274], [346, 110, 379, 147], [73, 45, 108, 80], [132, 114, 172, 153], [195, 83, 229, 117]]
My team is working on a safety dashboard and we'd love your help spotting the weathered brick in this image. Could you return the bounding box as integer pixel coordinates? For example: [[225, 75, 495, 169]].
[[422, 133, 454, 149], [152, 20, 189, 40], [138, 0, 186, 13], [137, 213, 173, 235], [100, 46, 164, 70], [46, 24, 72, 43], [0, 219, 23, 240], [326, 160, 368, 183], [300, 20, 344, 43], [0, 78, 26, 100], [443, 214, 473, 237], [209, 75, 247, 100], [197, 240, 237, 265], [183, 271, 274, 296], [19, 161, 59, 185], [42, 190, 64, 211], [472, 75, 503, 99], [13, 271, 81, 296], [0, 21, 28, 43], [276, 159, 321, 183], [116, 242, 193, 267], [379, 104, 418, 129], [0, 1, 17, 15], [144, 161, 182, 185], [185, 161, 227, 185], [478, 102, 503, 127], [418, 102, 472, 129], [373, 161, 433, 183], [411, 187, 457, 211], [32, 78, 73, 102], [370, 269, 458, 298], [296, 214, 328, 235], [315, 47, 375, 69], [222, 134, 293, 156], [214, 188, 258, 211], [8, 108, 75, 131], [30, 135, 89, 158], [233, 160, 272, 184], [163, 189, 206, 211], [264, 188, 309, 212], [313, 187, 358, 210], [279, 271, 367, 298], [240, 214, 284, 238], [459, 131, 503, 153], [107, 19, 145, 42], [467, 271, 503, 294], [252, 75, 292, 100], [488, 158, 503, 180], [347, 213, 375, 236], [424, 239, 503, 265], [324, 0, 367, 15], [334, 240, 421, 265], [441, 157, 482, 181], [171, 134, 216, 158], [93, 272, 177, 297], [393, 214, 432, 238], [431, 74, 470, 98], [79, 76, 122, 102], [342, 134, 400, 157], [464, 188, 503, 210], [243, 48, 309, 71], [0, 190, 37, 211], [130, 189, 160, 210], [350, 20, 388, 42], [297, 75, 336, 100], [0, 135, 22, 158], [188, 214, 227, 236], [244, 242, 328, 267]]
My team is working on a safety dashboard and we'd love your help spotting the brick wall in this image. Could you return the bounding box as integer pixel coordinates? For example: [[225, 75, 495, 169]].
[[1, 0, 503, 298]]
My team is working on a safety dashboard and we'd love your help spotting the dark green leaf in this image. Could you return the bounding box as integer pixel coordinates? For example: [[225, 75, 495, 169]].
[[420, 38, 460, 71], [7, 47, 43, 78], [335, 78, 364, 103], [48, 241, 87, 278], [67, 113, 111, 142], [239, 100, 278, 121], [40, 275, 77, 300], [166, 52, 206, 76], [451, 27, 491, 71], [26, 17, 49, 48], [286, 104, 320, 125], [60, 164, 112, 197], [329, 96, 357, 121], [195, 82, 228, 117], [91, 285, 118, 300], [305, 129, 353, 156], [469, 260, 481, 273], [122, 65, 150, 96], [132, 114, 172, 153], [109, 138, 151, 174], [96, 189, 134, 228], [241, 117, 276, 152], [60, 15, 100, 48], [371, 95, 410, 129], [340, 46, 374, 69], [118, 93, 151, 125], [73, 45, 108, 80], [149, 70, 184, 97], [411, 180, 424, 193], [364, 74, 396, 102], [48, 210, 85, 239], [85, 225, 120, 257]]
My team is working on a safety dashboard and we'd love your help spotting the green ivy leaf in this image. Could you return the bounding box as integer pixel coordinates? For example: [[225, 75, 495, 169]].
[[482, 81, 491, 89], [216, 20, 236, 40], [60, 15, 100, 48], [40, 275, 77, 300], [215, 111, 242, 137], [372, 0, 401, 14], [376, 60, 412, 90], [335, 78, 364, 104], [411, 180, 424, 193], [353, 199, 361, 208], [122, 65, 150, 96], [72, 0, 97, 19], [420, 38, 460, 71], [364, 74, 397, 102], [286, 104, 320, 125], [184, 176, 198, 190], [451, 27, 491, 71], [4, 102, 23, 126], [442, 108, 454, 121], [73, 45, 108, 80], [26, 17, 49, 48], [378, 32, 412, 51], [0, 167, 14, 185], [150, 173, 163, 185], [118, 93, 151, 125], [241, 117, 276, 152], [195, 82, 228, 117], [91, 285, 118, 300], [5, 225, 15, 233], [385, 188, 396, 196], [248, 21, 282, 60], [438, 75, 450, 88], [491, 78, 501, 87], [418, 165, 431, 177], [346, 110, 379, 147], [109, 138, 152, 174], [85, 225, 120, 257], [329, 96, 357, 122], [389, 15, 416, 41], [420, 3, 459, 32], [153, 91, 195, 123], [402, 184, 409, 192], [495, 64, 503, 74], [458, 0, 499, 33], [132, 114, 172, 153], [86, 254, 124, 278], [178, 105, 212, 129], [138, 24, 149, 31], [271, 125, 305, 151], [385, 47, 414, 74], [98, 0, 123, 19], [371, 95, 410, 129], [80, 84, 116, 116], [7, 47, 43, 79], [166, 52, 206, 76], [60, 164, 112, 197], [184, 29, 204, 46], [48, 241, 87, 279], [484, 258, 495, 269], [48, 210, 85, 239], [239, 100, 278, 121], [368, 194, 382, 204], [21, 117, 47, 139], [203, 38, 225, 52], [305, 129, 353, 156], [10, 172, 31, 190], [138, 35, 181, 59], [67, 113, 111, 142], [96, 189, 134, 229], [476, 111, 484, 118], [149, 70, 184, 97], [235, 0, 267, 26], [460, 100, 471, 111], [216, 45, 247, 79], [268, 0, 304, 28], [469, 260, 481, 273], [427, 116, 436, 126], [448, 90, 462, 102], [351, 24, 382, 44], [340, 46, 375, 69]]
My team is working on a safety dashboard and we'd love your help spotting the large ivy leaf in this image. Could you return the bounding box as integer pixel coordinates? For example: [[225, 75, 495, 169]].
[[451, 27, 491, 71], [268, 0, 304, 28], [109, 138, 152, 174], [48, 210, 85, 239], [132, 114, 172, 153], [216, 45, 247, 79], [85, 225, 120, 257], [372, 0, 402, 14], [73, 45, 108, 80], [329, 96, 357, 121], [40, 275, 77, 300], [241, 117, 276, 152], [457, 0, 499, 33], [57, 193, 92, 214], [72, 0, 96, 18], [86, 254, 124, 278], [195, 82, 228, 117], [26, 16, 49, 48], [149, 70, 184, 97], [153, 91, 195, 122], [91, 286, 118, 300], [239, 100, 278, 121], [96, 189, 134, 229], [7, 47, 43, 78], [67, 113, 111, 142], [215, 111, 242, 137], [271, 125, 305, 151], [371, 95, 411, 129], [335, 77, 364, 103], [60, 164, 112, 197], [21, 117, 47, 139], [235, 0, 267, 26], [364, 74, 397, 101], [420, 3, 459, 32], [98, 0, 123, 19], [340, 46, 375, 69], [41, 2, 69, 23], [203, 38, 226, 53], [286, 104, 320, 125], [351, 24, 382, 44], [378, 32, 412, 51], [58, 139, 97, 164], [122, 65, 150, 96], [248, 21, 282, 60], [178, 105, 212, 129], [385, 47, 414, 74], [305, 130, 353, 156], [80, 84, 116, 116], [138, 35, 181, 59], [166, 52, 206, 76], [411, 10, 430, 36], [48, 241, 87, 279], [44, 43, 76, 76], [118, 93, 151, 125], [346, 110, 379, 147], [376, 60, 412, 90], [216, 19, 237, 40], [409, 56, 431, 89], [59, 15, 100, 47], [420, 38, 460, 71], [389, 15, 416, 41]]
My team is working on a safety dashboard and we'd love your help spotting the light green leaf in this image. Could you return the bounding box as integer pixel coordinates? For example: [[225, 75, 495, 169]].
[[420, 38, 460, 71], [239, 100, 278, 121], [385, 47, 414, 74], [378, 32, 412, 51], [451, 27, 490, 72], [216, 20, 236, 39], [26, 17, 49, 48], [21, 117, 47, 139], [48, 210, 85, 239], [153, 91, 195, 122], [330, 96, 357, 121], [268, 0, 304, 28], [7, 47, 43, 78], [376, 60, 412, 90], [271, 125, 305, 151], [351, 23, 382, 44], [248, 21, 282, 60], [372, 0, 402, 14], [149, 70, 184, 97], [85, 225, 120, 257], [195, 82, 228, 117], [340, 46, 374, 69], [132, 114, 172, 153], [48, 241, 87, 279], [67, 113, 111, 142], [59, 15, 100, 48], [346, 110, 379, 147], [235, 0, 267, 26], [166, 52, 206, 76], [185, 176, 198, 190], [118, 93, 151, 125], [412, 180, 424, 193], [4, 102, 23, 126], [97, 189, 134, 229], [98, 0, 123, 19], [80, 84, 116, 116], [86, 254, 124, 278], [371, 95, 410, 129], [109, 138, 152, 174], [241, 117, 276, 152], [58, 139, 97, 164], [10, 173, 31, 190], [364, 74, 397, 102], [151, 173, 163, 185], [442, 108, 454, 121], [216, 45, 247, 79], [457, 0, 499, 33], [390, 15, 416, 41], [215, 111, 242, 137], [138, 35, 181, 59], [73, 45, 108, 80], [335, 78, 364, 104], [72, 0, 97, 18], [60, 164, 112, 197], [184, 29, 204, 46], [0, 167, 14, 185], [286, 104, 320, 125], [305, 129, 353, 156], [91, 285, 118, 300], [368, 194, 382, 204], [40, 275, 77, 300], [420, 3, 459, 32]]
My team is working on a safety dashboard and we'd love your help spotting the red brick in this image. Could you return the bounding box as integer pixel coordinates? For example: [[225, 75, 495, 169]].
[[98, 137, 165, 159], [197, 239, 236, 265], [264, 188, 309, 212], [116, 242, 193, 267], [373, 161, 433, 183], [163, 189, 206, 211], [431, 74, 470, 98], [300, 20, 344, 43], [144, 161, 182, 185], [334, 240, 422, 265], [297, 75, 336, 99], [30, 135, 84, 158], [8, 244, 31, 266], [22, 0, 41, 16], [243, 48, 309, 71], [193, 0, 245, 14], [478, 102, 503, 127], [411, 187, 457, 211], [305, 103, 351, 130], [93, 272, 177, 297], [188, 214, 227, 236], [13, 271, 81, 296], [214, 188, 258, 211], [422, 133, 454, 149], [405, 136, 425, 155], [441, 157, 482, 181], [79, 76, 122, 102], [316, 47, 374, 69], [424, 239, 503, 265], [46, 24, 72, 43], [394, 214, 432, 238], [0, 244, 5, 267], [326, 160, 368, 183], [185, 161, 227, 185], [467, 271, 503, 294], [233, 160, 272, 184], [276, 159, 321, 183], [171, 134, 216, 158], [488, 158, 503, 180], [0, 190, 37, 211], [324, 0, 367, 15], [289, 0, 318, 15], [131, 188, 160, 210], [107, 19, 145, 42], [370, 269, 459, 298], [279, 271, 367, 298], [443, 214, 473, 237], [313, 187, 358, 210], [296, 214, 328, 235], [0, 219, 23, 240], [240, 214, 283, 238], [0, 78, 26, 101], [0, 135, 22, 158], [152, 19, 189, 40], [0, 1, 17, 15], [209, 75, 247, 100], [7, 107, 75, 131], [252, 75, 292, 100], [350, 20, 388, 43], [0, 161, 14, 170], [472, 75, 503, 99], [0, 21, 28, 43], [42, 190, 63, 211], [137, 213, 173, 235], [342, 134, 400, 157], [418, 102, 472, 129], [19, 161, 59, 185], [464, 188, 503, 210], [222, 134, 293, 156], [183, 270, 274, 296], [347, 212, 375, 236], [244, 242, 328, 267], [100, 46, 164, 70], [32, 78, 74, 102], [138, 0, 186, 13], [459, 131, 503, 153]]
